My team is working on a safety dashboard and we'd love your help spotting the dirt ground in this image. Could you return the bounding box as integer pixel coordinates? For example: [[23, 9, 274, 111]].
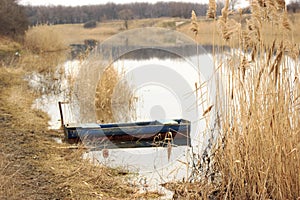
[[0, 65, 160, 199]]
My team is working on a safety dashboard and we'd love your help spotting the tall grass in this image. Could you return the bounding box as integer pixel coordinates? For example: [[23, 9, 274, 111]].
[[95, 65, 135, 123], [209, 1, 300, 199], [24, 25, 67, 53], [172, 1, 300, 199]]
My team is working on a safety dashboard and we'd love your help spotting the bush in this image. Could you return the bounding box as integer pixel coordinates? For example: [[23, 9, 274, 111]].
[[83, 20, 97, 29], [0, 0, 28, 37], [24, 25, 66, 53]]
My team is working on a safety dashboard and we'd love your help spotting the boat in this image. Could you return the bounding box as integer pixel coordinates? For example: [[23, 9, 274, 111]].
[[63, 119, 191, 148], [59, 102, 191, 148]]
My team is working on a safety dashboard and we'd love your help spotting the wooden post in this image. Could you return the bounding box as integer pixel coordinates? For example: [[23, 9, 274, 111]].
[[58, 101, 64, 129]]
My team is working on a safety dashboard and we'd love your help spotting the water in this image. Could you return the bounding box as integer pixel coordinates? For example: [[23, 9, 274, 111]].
[[31, 60, 81, 129], [31, 54, 217, 197], [30, 25, 300, 197], [84, 146, 191, 197]]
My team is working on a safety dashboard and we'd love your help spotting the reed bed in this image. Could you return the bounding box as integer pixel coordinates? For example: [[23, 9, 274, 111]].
[[95, 65, 135, 123], [216, 1, 299, 199], [24, 24, 67, 53], [171, 1, 300, 199]]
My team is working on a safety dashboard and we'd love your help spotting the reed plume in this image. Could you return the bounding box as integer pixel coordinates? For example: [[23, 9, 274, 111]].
[[217, 0, 240, 42], [282, 11, 291, 31], [207, 0, 217, 20], [191, 10, 199, 37]]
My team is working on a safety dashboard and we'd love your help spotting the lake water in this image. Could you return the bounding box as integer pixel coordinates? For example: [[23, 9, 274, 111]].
[[32, 51, 219, 197], [30, 25, 300, 197]]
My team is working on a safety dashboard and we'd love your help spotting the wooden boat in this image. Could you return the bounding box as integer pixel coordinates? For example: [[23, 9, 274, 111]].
[[63, 119, 191, 148], [59, 102, 191, 148]]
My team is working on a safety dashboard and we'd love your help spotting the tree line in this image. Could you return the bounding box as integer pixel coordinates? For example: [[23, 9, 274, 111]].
[[0, 0, 28, 37], [23, 1, 300, 26], [24, 2, 213, 25], [1, 0, 300, 38]]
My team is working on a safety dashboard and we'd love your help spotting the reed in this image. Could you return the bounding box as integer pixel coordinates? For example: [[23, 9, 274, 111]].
[[207, 0, 299, 199], [94, 65, 135, 123], [170, 1, 300, 199], [207, 0, 217, 20], [24, 24, 67, 53]]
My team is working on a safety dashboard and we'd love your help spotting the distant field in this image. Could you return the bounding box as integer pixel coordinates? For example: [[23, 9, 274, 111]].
[[46, 18, 188, 45], [32, 12, 300, 47]]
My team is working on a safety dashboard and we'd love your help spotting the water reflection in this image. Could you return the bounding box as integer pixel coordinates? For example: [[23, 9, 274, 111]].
[[33, 47, 217, 197]]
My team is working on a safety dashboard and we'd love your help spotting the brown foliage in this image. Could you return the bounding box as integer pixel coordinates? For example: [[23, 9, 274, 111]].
[[0, 0, 28, 37]]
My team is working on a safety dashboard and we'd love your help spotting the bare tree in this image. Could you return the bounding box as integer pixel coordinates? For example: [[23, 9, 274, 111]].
[[118, 9, 133, 29], [0, 0, 28, 37], [230, 0, 240, 10], [23, 2, 210, 26], [288, 0, 300, 13]]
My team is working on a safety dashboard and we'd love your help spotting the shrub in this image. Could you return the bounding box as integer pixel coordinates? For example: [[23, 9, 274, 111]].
[[24, 25, 66, 53], [83, 20, 97, 29]]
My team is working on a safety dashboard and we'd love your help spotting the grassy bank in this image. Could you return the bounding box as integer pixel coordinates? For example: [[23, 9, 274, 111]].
[[0, 29, 160, 199]]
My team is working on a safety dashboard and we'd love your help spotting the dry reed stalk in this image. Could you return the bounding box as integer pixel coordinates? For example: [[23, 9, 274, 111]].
[[24, 25, 67, 53], [276, 0, 286, 10], [191, 10, 199, 37], [95, 65, 135, 123], [182, 0, 300, 199], [94, 65, 119, 123], [282, 11, 292, 31], [214, 11, 299, 200], [217, 0, 241, 43], [207, 0, 217, 20]]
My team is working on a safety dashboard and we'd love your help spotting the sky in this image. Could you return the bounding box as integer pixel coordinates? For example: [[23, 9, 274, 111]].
[[18, 0, 292, 8], [19, 0, 251, 7]]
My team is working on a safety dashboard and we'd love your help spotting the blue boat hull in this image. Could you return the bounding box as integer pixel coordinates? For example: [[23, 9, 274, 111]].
[[64, 119, 191, 148]]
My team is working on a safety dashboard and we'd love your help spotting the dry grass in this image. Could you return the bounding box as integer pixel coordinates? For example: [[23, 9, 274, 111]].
[[95, 65, 135, 123], [36, 18, 188, 46], [25, 25, 67, 53], [170, 1, 300, 199], [0, 153, 20, 199], [178, 12, 300, 47], [0, 36, 21, 53], [20, 14, 300, 48], [73, 53, 136, 123], [18, 51, 67, 73], [213, 45, 300, 199], [94, 65, 120, 123], [0, 59, 150, 199], [0, 27, 145, 199]]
